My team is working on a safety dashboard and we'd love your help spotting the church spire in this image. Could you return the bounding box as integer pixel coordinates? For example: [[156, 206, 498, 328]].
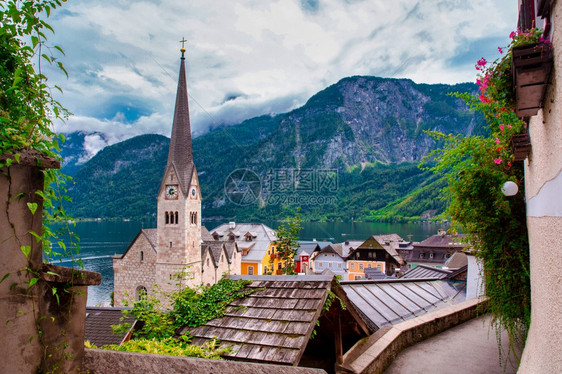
[[166, 39, 194, 194]]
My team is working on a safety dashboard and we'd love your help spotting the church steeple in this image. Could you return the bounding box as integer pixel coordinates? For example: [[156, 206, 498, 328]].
[[166, 40, 194, 195]]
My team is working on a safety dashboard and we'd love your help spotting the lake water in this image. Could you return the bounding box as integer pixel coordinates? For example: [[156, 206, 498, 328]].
[[51, 220, 447, 306]]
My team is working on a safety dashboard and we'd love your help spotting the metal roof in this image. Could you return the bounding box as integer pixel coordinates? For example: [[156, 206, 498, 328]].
[[340, 279, 466, 331], [401, 265, 453, 280]]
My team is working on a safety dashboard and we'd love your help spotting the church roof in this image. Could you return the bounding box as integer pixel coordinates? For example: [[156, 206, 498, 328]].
[[142, 229, 158, 250], [201, 226, 214, 242], [165, 53, 195, 195]]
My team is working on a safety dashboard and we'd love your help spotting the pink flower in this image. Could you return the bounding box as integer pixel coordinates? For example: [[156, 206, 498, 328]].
[[477, 57, 487, 66], [509, 31, 516, 39], [494, 158, 502, 165], [499, 124, 505, 131], [508, 124, 512, 129], [476, 78, 481, 85], [495, 138, 501, 144], [498, 47, 503, 54]]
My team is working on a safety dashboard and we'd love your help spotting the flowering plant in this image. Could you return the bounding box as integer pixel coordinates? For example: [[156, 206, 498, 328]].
[[421, 29, 549, 350], [473, 28, 546, 169]]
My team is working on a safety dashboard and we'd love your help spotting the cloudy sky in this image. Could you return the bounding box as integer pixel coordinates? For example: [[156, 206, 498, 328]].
[[45, 0, 518, 156]]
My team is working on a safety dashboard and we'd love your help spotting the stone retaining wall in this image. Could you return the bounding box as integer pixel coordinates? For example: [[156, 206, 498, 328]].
[[338, 298, 487, 374], [84, 349, 328, 374]]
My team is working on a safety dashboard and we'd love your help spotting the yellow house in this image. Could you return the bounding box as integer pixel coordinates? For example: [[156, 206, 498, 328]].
[[262, 244, 283, 275], [209, 222, 276, 275]]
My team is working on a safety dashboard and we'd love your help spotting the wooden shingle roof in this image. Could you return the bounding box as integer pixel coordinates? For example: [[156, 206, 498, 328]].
[[185, 275, 334, 366], [85, 307, 135, 347]]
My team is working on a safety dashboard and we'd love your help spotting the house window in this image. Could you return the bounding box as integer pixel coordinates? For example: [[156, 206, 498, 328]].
[[350, 263, 355, 270], [318, 262, 323, 267], [419, 253, 425, 259], [137, 286, 147, 301], [264, 266, 268, 273], [367, 263, 372, 268], [329, 263, 333, 268], [429, 253, 434, 259], [359, 263, 364, 270], [165, 212, 169, 224], [248, 266, 254, 275], [140, 251, 144, 261], [368, 252, 373, 259], [338, 263, 342, 268], [354, 275, 362, 280], [356, 252, 360, 259], [277, 263, 282, 270]]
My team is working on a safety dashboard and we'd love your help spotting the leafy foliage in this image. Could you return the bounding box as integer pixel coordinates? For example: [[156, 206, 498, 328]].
[[423, 30, 539, 348], [171, 278, 255, 328], [111, 278, 256, 357], [0, 0, 79, 264], [102, 337, 229, 359], [273, 212, 303, 274]]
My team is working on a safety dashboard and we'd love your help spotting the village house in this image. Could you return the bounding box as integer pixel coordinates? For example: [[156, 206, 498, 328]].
[[112, 49, 241, 307], [294, 241, 322, 273], [398, 229, 467, 270], [210, 222, 276, 275], [311, 244, 348, 276], [346, 236, 405, 279]]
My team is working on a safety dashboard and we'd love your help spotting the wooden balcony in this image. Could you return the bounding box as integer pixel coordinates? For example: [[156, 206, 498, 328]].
[[513, 42, 553, 117]]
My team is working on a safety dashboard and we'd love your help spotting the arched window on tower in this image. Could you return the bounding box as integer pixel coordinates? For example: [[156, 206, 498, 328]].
[[165, 211, 169, 224], [137, 286, 147, 301], [174, 211, 178, 224]]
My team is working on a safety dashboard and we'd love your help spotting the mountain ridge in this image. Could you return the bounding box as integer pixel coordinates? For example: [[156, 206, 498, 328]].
[[64, 75, 482, 221]]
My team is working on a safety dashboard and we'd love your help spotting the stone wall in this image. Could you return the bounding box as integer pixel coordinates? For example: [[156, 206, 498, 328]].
[[519, 2, 562, 371], [0, 155, 101, 373], [113, 232, 157, 307], [83, 349, 327, 374]]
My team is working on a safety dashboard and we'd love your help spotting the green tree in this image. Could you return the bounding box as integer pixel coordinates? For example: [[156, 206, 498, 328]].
[[274, 211, 303, 274]]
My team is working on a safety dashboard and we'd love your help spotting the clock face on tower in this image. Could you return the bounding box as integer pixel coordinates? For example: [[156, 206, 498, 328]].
[[165, 185, 179, 200]]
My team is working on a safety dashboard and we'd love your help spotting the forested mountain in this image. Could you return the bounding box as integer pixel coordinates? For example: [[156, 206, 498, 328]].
[[65, 76, 483, 221]]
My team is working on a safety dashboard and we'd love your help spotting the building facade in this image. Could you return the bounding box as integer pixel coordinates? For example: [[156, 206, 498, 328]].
[[517, 1, 562, 371]]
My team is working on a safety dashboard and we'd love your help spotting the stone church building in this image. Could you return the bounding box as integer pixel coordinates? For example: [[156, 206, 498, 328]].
[[113, 47, 241, 307]]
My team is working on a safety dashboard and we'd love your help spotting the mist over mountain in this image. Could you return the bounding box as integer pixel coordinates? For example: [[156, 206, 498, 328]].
[[64, 76, 482, 221]]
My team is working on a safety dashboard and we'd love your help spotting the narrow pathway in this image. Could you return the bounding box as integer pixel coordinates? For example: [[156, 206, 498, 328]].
[[384, 315, 520, 374]]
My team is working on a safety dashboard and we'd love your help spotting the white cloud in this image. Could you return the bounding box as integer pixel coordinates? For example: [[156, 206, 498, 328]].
[[45, 0, 518, 141]]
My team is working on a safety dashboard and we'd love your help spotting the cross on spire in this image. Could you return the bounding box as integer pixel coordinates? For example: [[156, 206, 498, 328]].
[[179, 37, 187, 59]]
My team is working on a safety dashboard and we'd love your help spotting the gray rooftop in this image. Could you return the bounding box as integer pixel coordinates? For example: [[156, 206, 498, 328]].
[[401, 265, 453, 280], [341, 279, 466, 331]]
